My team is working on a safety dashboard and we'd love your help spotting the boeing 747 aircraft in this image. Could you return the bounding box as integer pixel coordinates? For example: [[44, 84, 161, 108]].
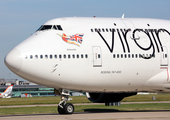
[[0, 85, 13, 98], [4, 17, 170, 114]]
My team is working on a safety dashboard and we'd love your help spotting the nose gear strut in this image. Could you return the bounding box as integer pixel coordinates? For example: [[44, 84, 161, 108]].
[[58, 89, 74, 114]]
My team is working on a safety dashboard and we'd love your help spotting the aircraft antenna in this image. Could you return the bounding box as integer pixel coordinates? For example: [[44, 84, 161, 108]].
[[122, 14, 125, 18]]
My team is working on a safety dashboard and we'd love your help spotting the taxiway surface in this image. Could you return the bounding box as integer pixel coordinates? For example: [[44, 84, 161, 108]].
[[1, 111, 170, 120]]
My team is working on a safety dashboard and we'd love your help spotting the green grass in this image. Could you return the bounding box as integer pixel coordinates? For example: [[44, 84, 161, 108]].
[[0, 94, 170, 115], [0, 96, 90, 106], [0, 103, 170, 115], [122, 93, 170, 102], [0, 93, 170, 106]]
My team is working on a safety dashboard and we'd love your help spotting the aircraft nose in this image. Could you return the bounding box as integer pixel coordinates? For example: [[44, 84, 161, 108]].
[[4, 48, 22, 73]]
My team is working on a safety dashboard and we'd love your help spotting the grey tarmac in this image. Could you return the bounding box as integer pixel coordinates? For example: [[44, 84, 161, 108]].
[[0, 111, 170, 120]]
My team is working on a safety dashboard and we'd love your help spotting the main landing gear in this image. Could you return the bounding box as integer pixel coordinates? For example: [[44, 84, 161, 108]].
[[58, 89, 74, 114]]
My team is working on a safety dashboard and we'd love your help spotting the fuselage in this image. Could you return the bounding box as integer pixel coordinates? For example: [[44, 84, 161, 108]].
[[4, 17, 170, 93]]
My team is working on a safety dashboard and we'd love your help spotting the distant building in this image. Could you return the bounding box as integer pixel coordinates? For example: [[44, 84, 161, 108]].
[[0, 79, 37, 86], [0, 79, 54, 97], [0, 79, 84, 97], [0, 85, 54, 97]]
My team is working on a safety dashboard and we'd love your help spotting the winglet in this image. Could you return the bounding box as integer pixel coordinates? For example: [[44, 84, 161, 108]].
[[122, 14, 125, 18]]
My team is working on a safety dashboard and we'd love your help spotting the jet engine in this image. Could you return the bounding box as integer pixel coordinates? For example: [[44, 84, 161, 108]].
[[86, 92, 137, 103]]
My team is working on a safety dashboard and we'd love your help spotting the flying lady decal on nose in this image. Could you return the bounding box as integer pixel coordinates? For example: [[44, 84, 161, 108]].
[[58, 33, 84, 46]]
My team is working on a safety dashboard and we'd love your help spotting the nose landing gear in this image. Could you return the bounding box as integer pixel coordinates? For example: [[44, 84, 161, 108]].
[[58, 89, 74, 114]]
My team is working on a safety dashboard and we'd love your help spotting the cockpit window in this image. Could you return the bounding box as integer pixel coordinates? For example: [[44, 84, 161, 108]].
[[37, 25, 52, 31], [37, 25, 63, 31], [52, 25, 63, 31], [53, 25, 58, 30], [57, 25, 63, 30]]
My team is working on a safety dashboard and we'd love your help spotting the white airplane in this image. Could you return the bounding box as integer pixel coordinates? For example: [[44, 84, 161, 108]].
[[4, 17, 170, 114], [0, 85, 13, 98]]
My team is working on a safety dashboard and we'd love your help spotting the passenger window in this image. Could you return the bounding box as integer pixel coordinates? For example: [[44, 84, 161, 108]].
[[149, 54, 152, 57], [102, 28, 105, 32], [106, 29, 108, 32], [143, 54, 145, 57], [35, 55, 38, 59], [77, 54, 79, 58], [146, 54, 148, 58], [98, 29, 101, 32], [95, 28, 97, 32], [40, 55, 43, 59], [64, 54, 66, 59], [72, 55, 75, 58], [54, 55, 57, 58], [59, 55, 62, 59], [98, 54, 100, 58], [132, 54, 134, 58], [50, 55, 53, 59], [121, 54, 123, 58], [45, 55, 48, 59], [128, 54, 130, 58], [85, 54, 88, 58], [91, 29, 93, 32], [30, 55, 33, 59], [136, 54, 138, 58], [57, 25, 63, 30], [81, 54, 83, 58], [117, 54, 119, 58], [165, 54, 167, 58], [25, 55, 28, 59], [113, 54, 115, 58], [68, 55, 71, 58], [124, 54, 127, 58]]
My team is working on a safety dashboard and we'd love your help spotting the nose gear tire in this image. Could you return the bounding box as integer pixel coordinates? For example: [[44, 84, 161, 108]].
[[58, 103, 74, 114]]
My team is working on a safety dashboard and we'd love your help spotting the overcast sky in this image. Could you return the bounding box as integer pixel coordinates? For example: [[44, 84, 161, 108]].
[[1, 0, 170, 81]]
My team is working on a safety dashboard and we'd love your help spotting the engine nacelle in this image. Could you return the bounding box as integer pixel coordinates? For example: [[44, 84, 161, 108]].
[[86, 92, 137, 103]]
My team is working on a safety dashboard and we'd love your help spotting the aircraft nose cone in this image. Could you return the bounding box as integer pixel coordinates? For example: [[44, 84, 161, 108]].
[[4, 48, 22, 73]]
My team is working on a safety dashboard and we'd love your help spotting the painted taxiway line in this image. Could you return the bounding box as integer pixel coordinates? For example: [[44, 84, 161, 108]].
[[0, 101, 170, 108]]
